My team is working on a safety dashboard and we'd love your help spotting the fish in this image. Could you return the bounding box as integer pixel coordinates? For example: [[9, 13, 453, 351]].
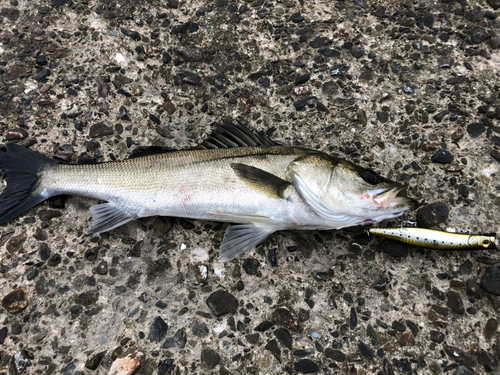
[[369, 227, 496, 249], [0, 120, 417, 261]]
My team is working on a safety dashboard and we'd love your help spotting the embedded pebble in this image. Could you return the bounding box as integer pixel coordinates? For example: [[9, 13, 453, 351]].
[[294, 359, 319, 373], [431, 149, 453, 164], [149, 316, 168, 342], [2, 287, 28, 314], [200, 348, 220, 369], [417, 202, 449, 227], [481, 267, 500, 296], [206, 290, 238, 316]]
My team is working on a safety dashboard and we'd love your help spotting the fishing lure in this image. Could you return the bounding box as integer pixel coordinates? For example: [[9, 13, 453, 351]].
[[369, 227, 496, 249]]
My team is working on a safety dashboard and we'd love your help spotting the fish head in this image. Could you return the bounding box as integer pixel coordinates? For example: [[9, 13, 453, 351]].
[[288, 154, 417, 228]]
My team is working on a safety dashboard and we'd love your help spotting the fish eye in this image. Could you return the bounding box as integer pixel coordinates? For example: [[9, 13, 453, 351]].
[[360, 169, 379, 185]]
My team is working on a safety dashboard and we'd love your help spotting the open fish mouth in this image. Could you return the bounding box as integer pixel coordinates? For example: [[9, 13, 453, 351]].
[[369, 187, 417, 210]]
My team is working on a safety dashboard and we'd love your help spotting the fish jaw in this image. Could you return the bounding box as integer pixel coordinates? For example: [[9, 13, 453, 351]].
[[370, 187, 417, 211]]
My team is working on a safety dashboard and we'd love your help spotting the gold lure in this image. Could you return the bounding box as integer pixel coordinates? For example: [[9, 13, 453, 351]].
[[369, 227, 496, 250]]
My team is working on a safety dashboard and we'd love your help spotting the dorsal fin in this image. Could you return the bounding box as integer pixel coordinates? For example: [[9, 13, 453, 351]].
[[130, 120, 279, 158], [195, 120, 279, 150]]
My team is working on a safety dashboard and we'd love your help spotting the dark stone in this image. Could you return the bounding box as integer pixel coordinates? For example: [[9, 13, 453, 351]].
[[295, 74, 310, 85], [162, 328, 187, 349], [430, 330, 445, 343], [0, 327, 7, 345], [206, 290, 238, 316], [374, 6, 390, 18], [149, 114, 161, 125], [392, 321, 406, 332], [350, 307, 357, 330], [358, 341, 374, 359], [466, 278, 482, 297], [162, 53, 171, 64], [351, 46, 365, 58], [417, 202, 449, 227], [423, 13, 436, 28], [322, 81, 338, 95], [467, 122, 486, 138], [377, 111, 389, 123], [85, 351, 106, 370], [431, 149, 453, 164], [491, 150, 500, 162], [325, 348, 346, 361], [149, 316, 168, 342], [35, 55, 48, 66], [443, 344, 475, 367], [147, 258, 171, 280], [394, 358, 411, 373], [242, 258, 260, 275], [272, 307, 299, 332], [75, 291, 99, 306], [1, 287, 28, 314], [121, 28, 141, 40], [255, 321, 274, 332], [175, 46, 203, 62], [378, 240, 408, 259], [471, 28, 488, 44], [37, 69, 51, 81], [201, 348, 220, 369], [258, 76, 270, 87], [318, 48, 340, 57], [5, 128, 28, 140], [178, 71, 202, 86], [47, 253, 61, 266], [293, 96, 314, 110], [294, 359, 319, 373], [309, 37, 330, 48], [274, 328, 292, 349], [458, 184, 469, 198], [191, 320, 209, 337], [1, 8, 20, 20], [479, 350, 498, 372], [484, 318, 498, 341], [265, 339, 281, 361], [481, 267, 500, 296], [89, 122, 113, 138], [466, 10, 485, 22], [446, 291, 465, 314], [289, 13, 305, 23], [96, 261, 108, 275]]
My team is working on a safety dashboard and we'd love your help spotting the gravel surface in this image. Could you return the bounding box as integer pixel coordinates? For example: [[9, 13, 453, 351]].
[[1, 0, 500, 374]]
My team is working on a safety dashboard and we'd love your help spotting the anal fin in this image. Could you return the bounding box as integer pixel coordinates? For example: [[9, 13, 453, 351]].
[[87, 202, 135, 234]]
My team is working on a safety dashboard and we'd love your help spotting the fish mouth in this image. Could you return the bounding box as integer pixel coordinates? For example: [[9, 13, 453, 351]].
[[369, 187, 417, 211]]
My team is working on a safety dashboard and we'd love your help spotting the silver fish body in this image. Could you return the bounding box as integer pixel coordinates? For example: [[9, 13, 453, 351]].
[[369, 227, 496, 249], [0, 121, 417, 261]]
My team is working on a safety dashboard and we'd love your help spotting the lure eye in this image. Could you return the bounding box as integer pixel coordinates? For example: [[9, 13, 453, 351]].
[[483, 240, 490, 247], [360, 169, 379, 185]]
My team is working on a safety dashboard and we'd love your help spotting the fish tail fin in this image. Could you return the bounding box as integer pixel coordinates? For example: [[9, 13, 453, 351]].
[[0, 144, 58, 224]]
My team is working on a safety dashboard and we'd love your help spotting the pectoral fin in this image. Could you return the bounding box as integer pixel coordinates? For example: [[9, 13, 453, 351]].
[[87, 202, 135, 234], [231, 163, 292, 199], [208, 211, 277, 262]]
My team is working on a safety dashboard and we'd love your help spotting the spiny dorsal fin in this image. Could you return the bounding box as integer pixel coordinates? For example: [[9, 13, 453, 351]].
[[230, 163, 291, 199], [130, 120, 279, 158], [196, 120, 279, 150]]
